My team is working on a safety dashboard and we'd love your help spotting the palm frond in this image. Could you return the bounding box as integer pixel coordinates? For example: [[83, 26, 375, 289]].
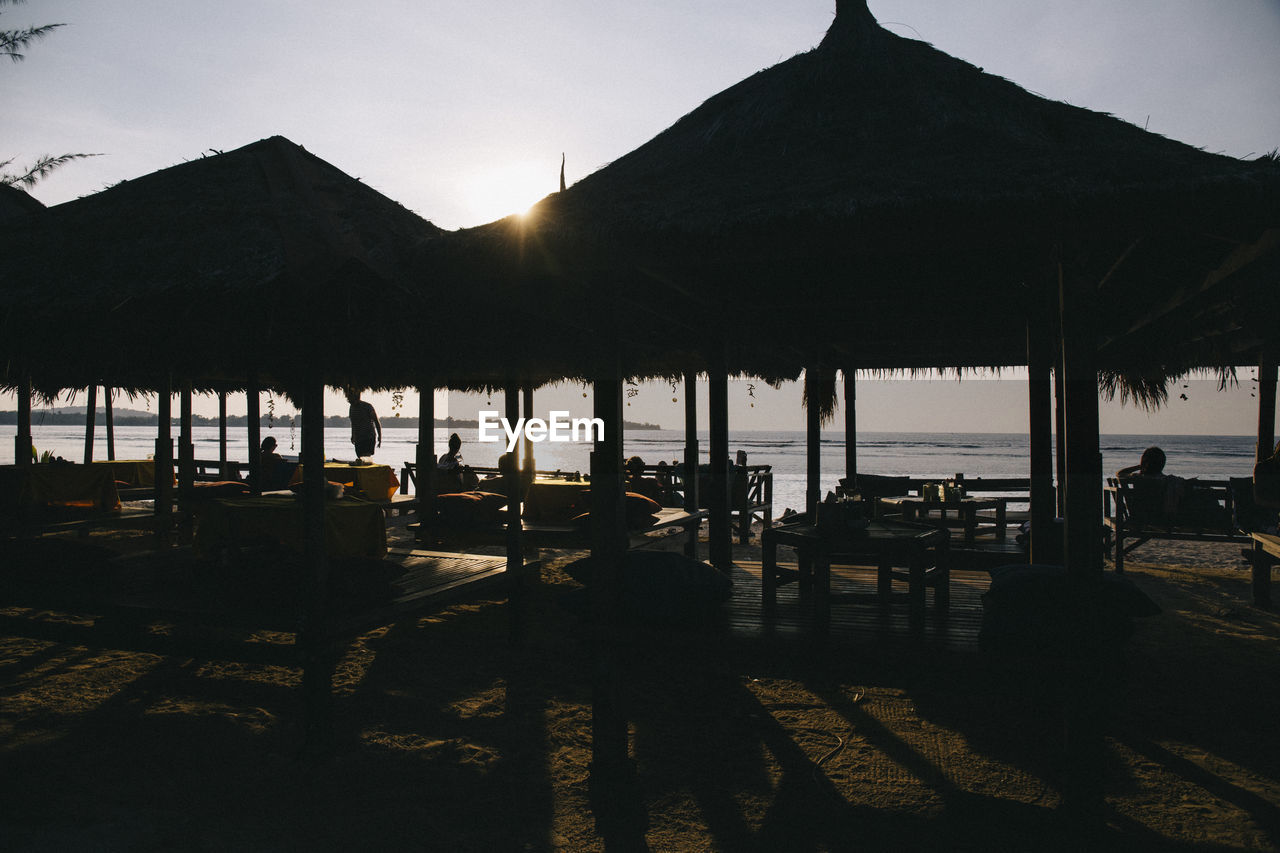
[[0, 23, 65, 62], [0, 152, 99, 188]]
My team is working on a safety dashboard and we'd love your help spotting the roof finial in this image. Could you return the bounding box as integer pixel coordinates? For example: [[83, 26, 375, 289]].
[[824, 0, 877, 47]]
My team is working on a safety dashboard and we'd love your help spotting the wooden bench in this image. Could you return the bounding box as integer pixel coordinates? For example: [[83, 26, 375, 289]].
[[1104, 476, 1250, 573]]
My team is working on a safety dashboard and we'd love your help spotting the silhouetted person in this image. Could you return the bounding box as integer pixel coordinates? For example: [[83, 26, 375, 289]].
[[345, 388, 381, 461], [437, 432, 478, 491], [258, 435, 295, 490], [625, 455, 664, 503]]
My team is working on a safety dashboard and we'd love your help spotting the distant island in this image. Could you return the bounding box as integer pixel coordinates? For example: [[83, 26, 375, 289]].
[[1, 407, 663, 431]]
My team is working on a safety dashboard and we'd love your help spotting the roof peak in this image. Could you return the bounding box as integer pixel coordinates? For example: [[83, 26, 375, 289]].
[[822, 0, 878, 47]]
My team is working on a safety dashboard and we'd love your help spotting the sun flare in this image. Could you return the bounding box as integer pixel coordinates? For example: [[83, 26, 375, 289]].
[[463, 160, 560, 224]]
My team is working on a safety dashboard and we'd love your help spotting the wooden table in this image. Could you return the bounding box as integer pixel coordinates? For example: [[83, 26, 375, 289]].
[[194, 495, 388, 559], [0, 463, 121, 513], [762, 519, 949, 629], [290, 463, 400, 502], [877, 495, 1007, 545], [89, 459, 162, 488]]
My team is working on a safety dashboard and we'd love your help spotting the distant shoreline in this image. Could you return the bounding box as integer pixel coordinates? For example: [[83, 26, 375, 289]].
[[0, 409, 664, 432]]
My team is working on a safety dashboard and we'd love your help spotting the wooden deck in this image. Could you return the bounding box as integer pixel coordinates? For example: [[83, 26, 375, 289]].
[[721, 560, 987, 652]]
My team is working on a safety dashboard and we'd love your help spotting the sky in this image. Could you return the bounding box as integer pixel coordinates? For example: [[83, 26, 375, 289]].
[[4, 1, 1279, 432]]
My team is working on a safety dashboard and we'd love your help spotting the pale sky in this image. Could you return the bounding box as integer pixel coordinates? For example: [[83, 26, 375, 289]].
[[4, 1, 1279, 432]]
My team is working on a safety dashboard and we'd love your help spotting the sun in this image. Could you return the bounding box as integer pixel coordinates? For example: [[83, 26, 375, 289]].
[[463, 160, 561, 224]]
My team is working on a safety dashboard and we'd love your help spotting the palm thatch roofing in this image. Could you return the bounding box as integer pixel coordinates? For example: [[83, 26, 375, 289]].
[[439, 0, 1280, 385], [0, 136, 594, 397]]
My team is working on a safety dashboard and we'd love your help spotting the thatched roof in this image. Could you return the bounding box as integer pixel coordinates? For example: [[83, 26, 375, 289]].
[[443, 0, 1280, 382], [0, 137, 573, 395]]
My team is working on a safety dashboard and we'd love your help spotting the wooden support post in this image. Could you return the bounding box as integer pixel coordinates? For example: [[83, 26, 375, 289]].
[[105, 387, 115, 461], [843, 367, 856, 486], [1257, 350, 1277, 463], [83, 385, 97, 464], [246, 381, 262, 494], [218, 391, 229, 478], [708, 360, 731, 570], [1028, 312, 1057, 563], [522, 385, 535, 481], [505, 383, 526, 642], [179, 382, 195, 511], [15, 371, 32, 467], [154, 379, 174, 540], [1054, 341, 1068, 519], [415, 382, 436, 518], [1057, 257, 1107, 827], [1253, 350, 1277, 607], [805, 367, 822, 517], [683, 370, 699, 513], [299, 372, 333, 754], [589, 334, 630, 778]]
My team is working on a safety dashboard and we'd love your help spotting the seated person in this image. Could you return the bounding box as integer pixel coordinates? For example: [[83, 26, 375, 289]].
[[258, 436, 296, 491], [625, 455, 665, 503], [1117, 445, 1218, 520], [436, 432, 479, 492]]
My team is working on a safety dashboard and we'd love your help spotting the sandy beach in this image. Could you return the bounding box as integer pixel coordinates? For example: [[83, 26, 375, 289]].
[[1, 521, 1277, 852]]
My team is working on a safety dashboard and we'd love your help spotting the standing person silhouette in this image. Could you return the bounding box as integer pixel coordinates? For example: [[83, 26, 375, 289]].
[[345, 388, 381, 462]]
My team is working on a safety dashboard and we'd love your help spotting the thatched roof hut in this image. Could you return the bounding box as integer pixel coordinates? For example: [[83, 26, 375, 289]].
[[2, 137, 470, 396], [444, 0, 1280, 382]]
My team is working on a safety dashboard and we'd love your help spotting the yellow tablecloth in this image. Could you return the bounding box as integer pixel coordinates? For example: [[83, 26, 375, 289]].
[[0, 463, 121, 512], [90, 459, 163, 488], [194, 495, 387, 559], [289, 463, 400, 502]]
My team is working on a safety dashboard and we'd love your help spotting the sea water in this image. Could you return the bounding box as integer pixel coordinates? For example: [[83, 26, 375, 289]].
[[3, 424, 1261, 516]]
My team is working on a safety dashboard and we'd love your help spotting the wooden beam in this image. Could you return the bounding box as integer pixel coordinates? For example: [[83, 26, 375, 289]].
[[589, 332, 628, 776], [15, 371, 32, 468], [416, 382, 436, 508], [218, 391, 228, 477], [683, 370, 699, 514], [806, 366, 821, 517], [104, 387, 115, 462], [246, 380, 262, 494], [505, 383, 526, 642], [299, 371, 332, 754], [1028, 309, 1057, 563], [1258, 349, 1277, 463], [178, 382, 195, 509], [522, 385, 535, 480], [708, 360, 731, 570], [843, 367, 856, 485], [83, 385, 97, 464], [154, 378, 173, 540], [1059, 262, 1103, 581]]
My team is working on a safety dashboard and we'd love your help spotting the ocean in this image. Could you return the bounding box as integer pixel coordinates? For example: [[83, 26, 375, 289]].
[[3, 424, 1261, 515]]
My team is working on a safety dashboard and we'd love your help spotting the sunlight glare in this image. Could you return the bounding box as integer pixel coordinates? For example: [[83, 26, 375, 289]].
[[463, 161, 559, 224]]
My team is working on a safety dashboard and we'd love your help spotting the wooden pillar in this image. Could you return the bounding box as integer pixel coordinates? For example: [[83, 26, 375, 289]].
[[83, 385, 97, 464], [105, 387, 116, 461], [1028, 313, 1057, 563], [589, 332, 629, 778], [843, 367, 856, 486], [178, 382, 195, 509], [154, 379, 174, 538], [1257, 350, 1277, 463], [522, 385, 536, 480], [708, 360, 731, 570], [1253, 350, 1277, 607], [15, 371, 32, 467], [299, 371, 332, 752], [683, 370, 699, 513], [1057, 257, 1107, 826], [218, 391, 229, 477], [246, 380, 262, 494], [805, 367, 822, 517], [504, 383, 526, 641], [1054, 358, 1068, 518], [415, 382, 436, 505]]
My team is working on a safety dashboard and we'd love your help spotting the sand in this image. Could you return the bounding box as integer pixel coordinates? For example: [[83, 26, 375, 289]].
[[1, 524, 1278, 852]]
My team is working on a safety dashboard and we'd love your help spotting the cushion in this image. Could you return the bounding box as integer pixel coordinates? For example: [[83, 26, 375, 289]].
[[191, 480, 253, 500], [560, 550, 733, 626], [433, 491, 508, 526], [981, 564, 1160, 652]]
